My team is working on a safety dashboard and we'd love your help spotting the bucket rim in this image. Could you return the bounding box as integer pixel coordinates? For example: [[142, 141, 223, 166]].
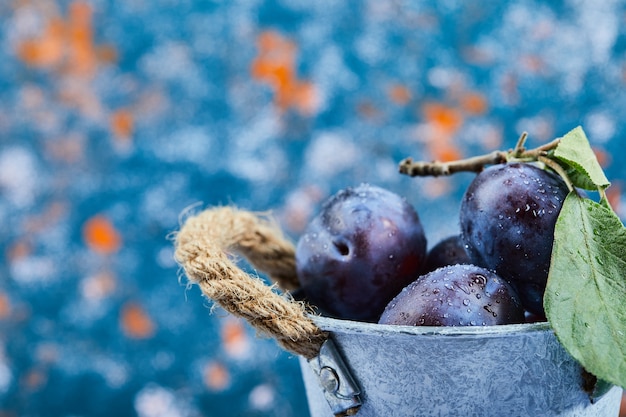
[[310, 315, 552, 338]]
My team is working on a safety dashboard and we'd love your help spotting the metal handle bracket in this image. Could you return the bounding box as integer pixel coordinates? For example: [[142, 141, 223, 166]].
[[307, 338, 362, 416]]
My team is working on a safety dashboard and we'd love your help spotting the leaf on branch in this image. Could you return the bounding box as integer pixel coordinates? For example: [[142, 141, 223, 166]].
[[544, 192, 626, 389], [552, 126, 610, 190]]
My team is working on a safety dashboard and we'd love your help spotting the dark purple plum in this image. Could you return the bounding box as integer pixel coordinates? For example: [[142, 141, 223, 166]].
[[423, 234, 472, 273], [515, 281, 546, 320], [378, 264, 525, 326], [459, 163, 569, 315], [295, 183, 427, 322]]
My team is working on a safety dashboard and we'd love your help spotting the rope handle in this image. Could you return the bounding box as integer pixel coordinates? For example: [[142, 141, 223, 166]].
[[173, 206, 327, 359]]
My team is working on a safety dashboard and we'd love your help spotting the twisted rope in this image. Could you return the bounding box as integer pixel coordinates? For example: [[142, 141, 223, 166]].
[[174, 206, 327, 359]]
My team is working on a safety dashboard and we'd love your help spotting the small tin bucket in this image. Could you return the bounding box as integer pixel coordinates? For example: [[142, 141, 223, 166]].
[[173, 207, 622, 417], [300, 316, 623, 417]]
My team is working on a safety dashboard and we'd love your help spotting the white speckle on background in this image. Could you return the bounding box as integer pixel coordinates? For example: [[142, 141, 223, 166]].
[[156, 246, 176, 269], [428, 67, 462, 89], [94, 357, 129, 389], [152, 127, 214, 166], [570, 0, 618, 65], [10, 256, 56, 285], [312, 45, 358, 109], [140, 42, 209, 97], [305, 131, 360, 178], [249, 383, 275, 411], [585, 112, 615, 143], [228, 111, 289, 183], [134, 384, 188, 417], [0, 147, 39, 207], [354, 27, 386, 65], [0, 361, 12, 394]]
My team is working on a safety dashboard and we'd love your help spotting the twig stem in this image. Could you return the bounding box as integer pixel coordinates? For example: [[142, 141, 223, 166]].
[[399, 134, 561, 177]]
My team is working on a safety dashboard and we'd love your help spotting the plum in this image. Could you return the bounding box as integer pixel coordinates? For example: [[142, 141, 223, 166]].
[[295, 183, 427, 322], [459, 163, 569, 315], [379, 264, 525, 326], [423, 234, 472, 273]]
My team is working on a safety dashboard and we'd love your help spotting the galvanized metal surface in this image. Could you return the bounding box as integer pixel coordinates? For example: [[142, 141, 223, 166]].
[[300, 317, 623, 417]]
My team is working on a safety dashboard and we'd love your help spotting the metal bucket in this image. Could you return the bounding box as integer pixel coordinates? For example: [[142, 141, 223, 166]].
[[299, 316, 623, 417]]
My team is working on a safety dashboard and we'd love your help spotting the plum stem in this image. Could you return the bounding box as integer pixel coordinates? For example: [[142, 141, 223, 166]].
[[512, 131, 528, 158], [537, 155, 574, 192], [399, 134, 562, 177], [399, 150, 507, 176]]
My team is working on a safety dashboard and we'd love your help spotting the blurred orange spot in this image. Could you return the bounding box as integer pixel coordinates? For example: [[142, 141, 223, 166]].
[[83, 215, 122, 254], [17, 18, 65, 68], [135, 89, 170, 117], [388, 84, 412, 105], [0, 293, 11, 319], [420, 102, 464, 162], [35, 343, 60, 364], [500, 72, 519, 105], [422, 177, 452, 199], [256, 29, 292, 52], [357, 100, 382, 120], [291, 81, 318, 115], [481, 127, 504, 149], [57, 81, 104, 119], [221, 318, 250, 358], [25, 201, 67, 234], [251, 31, 318, 115], [16, 1, 116, 77], [120, 302, 155, 339], [282, 185, 325, 233], [97, 45, 118, 64], [46, 134, 85, 163], [110, 109, 134, 141], [521, 54, 546, 74], [462, 45, 495, 66], [430, 142, 463, 162], [67, 2, 98, 75], [422, 102, 464, 135], [22, 368, 47, 391], [7, 240, 31, 262], [203, 361, 231, 391], [459, 92, 488, 115]]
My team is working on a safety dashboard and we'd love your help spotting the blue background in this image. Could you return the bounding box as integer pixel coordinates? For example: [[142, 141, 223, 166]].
[[1, 1, 625, 416]]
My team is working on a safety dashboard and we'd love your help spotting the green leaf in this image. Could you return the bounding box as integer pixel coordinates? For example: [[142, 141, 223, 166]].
[[589, 378, 614, 403], [552, 126, 610, 190], [544, 192, 626, 389], [562, 166, 600, 191]]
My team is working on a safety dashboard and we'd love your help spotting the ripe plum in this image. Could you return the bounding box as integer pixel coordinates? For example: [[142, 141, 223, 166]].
[[295, 184, 427, 322], [459, 163, 569, 315], [423, 234, 471, 273], [379, 264, 525, 326]]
